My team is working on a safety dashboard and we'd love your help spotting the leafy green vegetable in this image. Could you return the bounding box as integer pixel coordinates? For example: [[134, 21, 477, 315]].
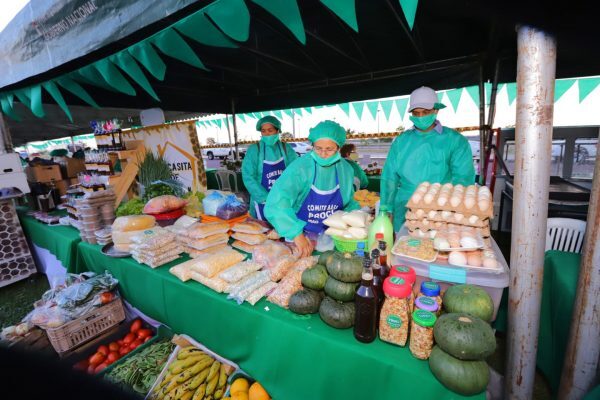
[[143, 183, 175, 201], [137, 152, 172, 187], [184, 190, 206, 203], [116, 198, 145, 217]]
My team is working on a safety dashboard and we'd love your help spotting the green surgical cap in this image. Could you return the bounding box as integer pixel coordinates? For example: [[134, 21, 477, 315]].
[[308, 120, 347, 147], [256, 115, 281, 131], [50, 148, 68, 157]]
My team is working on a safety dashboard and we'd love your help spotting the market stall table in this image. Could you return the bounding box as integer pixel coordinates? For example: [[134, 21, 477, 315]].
[[537, 250, 581, 394], [77, 241, 483, 400], [17, 209, 82, 280]]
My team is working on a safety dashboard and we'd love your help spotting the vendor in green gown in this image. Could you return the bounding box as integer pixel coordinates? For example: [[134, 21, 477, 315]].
[[241, 116, 297, 220], [380, 86, 475, 231], [341, 143, 368, 190]]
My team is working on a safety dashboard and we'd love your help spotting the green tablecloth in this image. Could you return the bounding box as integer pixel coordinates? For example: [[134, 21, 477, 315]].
[[77, 241, 482, 400], [18, 210, 82, 272], [206, 168, 246, 192], [537, 250, 581, 395], [367, 175, 381, 192]]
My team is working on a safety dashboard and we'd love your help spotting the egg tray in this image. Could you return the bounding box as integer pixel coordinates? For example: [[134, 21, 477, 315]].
[[406, 224, 491, 240], [405, 220, 491, 238], [406, 193, 493, 219], [405, 211, 489, 228]]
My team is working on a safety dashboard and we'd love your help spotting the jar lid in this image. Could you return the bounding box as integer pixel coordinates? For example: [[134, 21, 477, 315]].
[[390, 265, 416, 285], [412, 309, 437, 327], [383, 276, 412, 298], [415, 296, 439, 312], [420, 281, 441, 297]]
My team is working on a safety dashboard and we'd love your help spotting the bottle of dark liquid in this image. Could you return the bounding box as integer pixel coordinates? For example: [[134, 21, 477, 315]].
[[370, 249, 384, 312], [376, 232, 390, 279], [354, 256, 377, 343]]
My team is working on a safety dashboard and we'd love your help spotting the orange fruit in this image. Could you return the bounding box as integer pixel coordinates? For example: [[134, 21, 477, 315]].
[[248, 382, 270, 400], [231, 378, 249, 395]]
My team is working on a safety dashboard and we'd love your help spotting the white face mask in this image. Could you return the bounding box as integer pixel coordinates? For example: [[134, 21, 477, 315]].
[[348, 152, 359, 161]]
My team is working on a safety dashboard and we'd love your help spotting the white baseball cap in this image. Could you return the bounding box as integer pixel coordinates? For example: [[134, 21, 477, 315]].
[[408, 86, 446, 112]]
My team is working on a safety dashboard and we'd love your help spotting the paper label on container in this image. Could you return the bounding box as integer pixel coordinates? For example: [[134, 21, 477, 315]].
[[386, 315, 402, 329], [429, 264, 467, 284]]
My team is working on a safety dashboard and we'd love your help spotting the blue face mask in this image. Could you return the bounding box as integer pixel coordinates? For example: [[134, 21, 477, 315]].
[[260, 134, 280, 146], [409, 113, 437, 131], [311, 151, 340, 167]]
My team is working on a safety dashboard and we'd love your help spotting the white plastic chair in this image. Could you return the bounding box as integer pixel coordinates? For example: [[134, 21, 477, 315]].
[[545, 217, 587, 253], [215, 170, 238, 193]]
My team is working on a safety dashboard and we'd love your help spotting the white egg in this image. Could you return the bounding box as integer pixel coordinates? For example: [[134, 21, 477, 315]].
[[454, 184, 464, 192], [460, 236, 479, 248], [437, 196, 448, 207], [454, 213, 464, 222], [424, 193, 434, 204], [478, 191, 491, 199], [422, 218, 430, 226], [415, 209, 425, 218], [483, 250, 496, 259], [448, 251, 468, 266], [417, 185, 428, 193], [464, 197, 476, 209], [466, 185, 477, 192], [432, 183, 441, 189], [467, 252, 483, 267], [441, 211, 453, 220], [429, 230, 438, 239], [428, 210, 438, 219], [434, 237, 450, 250], [417, 229, 426, 238], [450, 196, 461, 208], [478, 199, 490, 211], [411, 193, 422, 204], [468, 215, 480, 224], [442, 183, 453, 190], [434, 222, 443, 228]]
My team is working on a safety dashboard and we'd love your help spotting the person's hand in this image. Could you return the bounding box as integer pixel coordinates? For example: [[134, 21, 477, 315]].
[[293, 233, 314, 258]]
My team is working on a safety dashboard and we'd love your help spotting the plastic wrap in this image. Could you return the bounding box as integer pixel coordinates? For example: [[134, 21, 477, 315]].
[[231, 232, 266, 245], [227, 270, 271, 304], [216, 195, 248, 220], [130, 230, 175, 249], [187, 222, 230, 239], [218, 261, 263, 283], [246, 282, 278, 306], [292, 256, 319, 271], [252, 241, 292, 269], [112, 215, 156, 232], [184, 244, 229, 258], [341, 210, 369, 228], [231, 240, 258, 254], [143, 195, 187, 214], [130, 240, 179, 255], [267, 269, 303, 308], [131, 245, 182, 261], [184, 233, 229, 251], [323, 211, 347, 229], [173, 215, 199, 228], [202, 191, 227, 216], [268, 255, 299, 282], [169, 259, 198, 282], [133, 253, 180, 268], [189, 248, 246, 277], [231, 221, 268, 234], [190, 271, 230, 293]]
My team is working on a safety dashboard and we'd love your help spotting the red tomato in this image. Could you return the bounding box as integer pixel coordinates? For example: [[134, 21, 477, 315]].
[[117, 339, 124, 346], [97, 345, 109, 356], [87, 364, 96, 375], [100, 292, 114, 304], [107, 351, 120, 364], [108, 342, 119, 352], [88, 352, 106, 367], [73, 359, 89, 371], [122, 332, 136, 345], [94, 362, 108, 374], [129, 339, 143, 350], [130, 318, 143, 333], [144, 336, 153, 343], [136, 328, 153, 339], [119, 346, 131, 356]]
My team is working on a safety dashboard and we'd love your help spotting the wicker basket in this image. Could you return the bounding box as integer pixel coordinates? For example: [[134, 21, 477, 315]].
[[332, 235, 368, 253], [45, 298, 126, 354]]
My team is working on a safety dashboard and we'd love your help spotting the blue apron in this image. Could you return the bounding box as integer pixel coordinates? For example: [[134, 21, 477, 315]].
[[255, 142, 287, 220], [296, 162, 344, 235]]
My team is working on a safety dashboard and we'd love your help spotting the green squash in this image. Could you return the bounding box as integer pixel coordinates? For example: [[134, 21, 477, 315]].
[[324, 276, 358, 302], [429, 345, 490, 396], [301, 264, 328, 290], [289, 289, 324, 315], [434, 313, 496, 360], [319, 296, 355, 329], [326, 252, 363, 283], [443, 284, 495, 322], [318, 250, 336, 267]]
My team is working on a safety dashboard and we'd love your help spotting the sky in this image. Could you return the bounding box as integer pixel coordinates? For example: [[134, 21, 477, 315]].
[[0, 0, 29, 33]]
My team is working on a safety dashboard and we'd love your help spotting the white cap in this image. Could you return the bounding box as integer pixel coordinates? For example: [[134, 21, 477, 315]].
[[408, 86, 446, 112]]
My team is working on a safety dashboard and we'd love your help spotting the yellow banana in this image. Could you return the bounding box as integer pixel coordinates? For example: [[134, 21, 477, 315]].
[[191, 383, 206, 400], [206, 361, 221, 382], [213, 388, 224, 399], [217, 364, 227, 389], [205, 373, 219, 396], [171, 355, 207, 374], [177, 346, 204, 360], [188, 368, 210, 390], [189, 357, 214, 375]]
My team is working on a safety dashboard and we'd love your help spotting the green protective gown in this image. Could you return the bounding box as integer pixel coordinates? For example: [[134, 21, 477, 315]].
[[346, 158, 369, 189], [264, 154, 360, 240], [380, 126, 475, 231], [241, 140, 298, 218]]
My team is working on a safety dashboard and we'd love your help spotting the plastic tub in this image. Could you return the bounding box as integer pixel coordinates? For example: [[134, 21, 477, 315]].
[[391, 227, 509, 321]]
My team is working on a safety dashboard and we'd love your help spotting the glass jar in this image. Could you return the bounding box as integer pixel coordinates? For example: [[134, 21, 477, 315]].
[[379, 277, 412, 347], [409, 309, 436, 360], [414, 295, 440, 316], [418, 281, 443, 312]]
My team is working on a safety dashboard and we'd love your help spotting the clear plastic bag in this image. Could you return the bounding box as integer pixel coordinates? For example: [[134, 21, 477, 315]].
[[202, 191, 226, 216], [184, 244, 229, 258], [232, 221, 269, 234], [189, 248, 246, 277], [227, 270, 271, 305], [292, 256, 319, 272], [246, 282, 278, 306], [216, 195, 248, 220], [267, 269, 303, 308], [218, 261, 263, 283], [131, 245, 182, 261], [231, 240, 257, 254], [112, 215, 156, 232], [169, 260, 197, 282], [184, 233, 229, 251], [130, 229, 174, 249], [133, 253, 180, 268], [131, 240, 179, 256], [252, 241, 292, 269], [231, 232, 267, 245], [187, 222, 230, 239], [143, 195, 187, 214], [190, 272, 229, 293], [268, 255, 299, 282]]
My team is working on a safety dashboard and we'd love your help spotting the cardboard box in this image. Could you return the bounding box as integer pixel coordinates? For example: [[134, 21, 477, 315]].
[[54, 180, 69, 197], [61, 158, 86, 178], [25, 165, 62, 183]]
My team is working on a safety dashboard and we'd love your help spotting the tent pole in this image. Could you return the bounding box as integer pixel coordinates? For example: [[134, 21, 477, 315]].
[[483, 59, 501, 183], [557, 132, 600, 399], [478, 63, 485, 185], [505, 26, 556, 400], [0, 112, 13, 154], [231, 99, 239, 161]]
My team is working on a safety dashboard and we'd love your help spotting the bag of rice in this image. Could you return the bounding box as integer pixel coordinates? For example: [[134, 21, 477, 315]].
[[190, 271, 229, 293], [231, 232, 266, 245], [268, 255, 299, 282], [187, 222, 230, 239], [190, 248, 246, 277], [267, 269, 303, 308], [186, 233, 229, 251], [112, 215, 156, 232], [218, 261, 263, 283], [232, 221, 269, 234], [323, 211, 347, 230], [341, 210, 369, 228], [246, 282, 278, 306]]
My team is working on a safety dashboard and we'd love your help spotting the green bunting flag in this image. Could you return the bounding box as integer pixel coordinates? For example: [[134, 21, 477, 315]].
[[465, 86, 479, 106], [320, 0, 358, 32], [554, 79, 576, 102], [251, 0, 306, 44], [365, 101, 379, 120], [577, 77, 600, 103], [399, 0, 419, 30], [395, 98, 408, 120], [505, 83, 517, 106], [352, 101, 365, 119], [446, 88, 463, 112], [380, 99, 394, 121], [338, 103, 351, 117]]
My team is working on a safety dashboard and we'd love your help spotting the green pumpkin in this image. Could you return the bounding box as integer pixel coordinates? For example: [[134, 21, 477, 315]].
[[324, 276, 358, 302], [429, 346, 490, 396], [434, 313, 496, 360], [443, 284, 495, 322], [326, 252, 363, 283], [319, 296, 355, 329], [289, 289, 324, 315], [318, 250, 336, 267], [301, 264, 328, 290]]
